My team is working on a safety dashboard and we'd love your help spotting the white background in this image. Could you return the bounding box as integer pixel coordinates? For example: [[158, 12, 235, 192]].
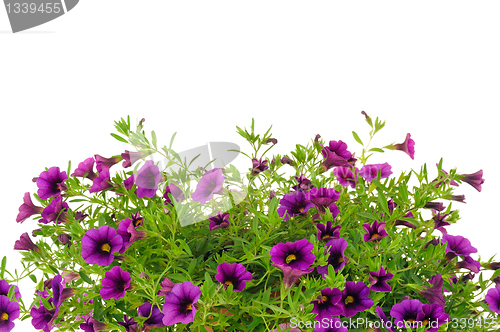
[[1, 1, 499, 330]]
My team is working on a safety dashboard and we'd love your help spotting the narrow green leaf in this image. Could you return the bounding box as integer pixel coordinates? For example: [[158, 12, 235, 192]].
[[169, 132, 177, 149], [151, 131, 157, 149], [352, 131, 363, 145], [110, 133, 129, 144], [66, 160, 71, 177], [79, 271, 94, 284], [0, 256, 6, 279], [7, 285, 15, 299], [29, 275, 37, 283], [369, 148, 384, 153]]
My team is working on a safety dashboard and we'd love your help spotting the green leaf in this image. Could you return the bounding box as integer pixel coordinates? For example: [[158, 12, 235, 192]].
[[352, 131, 363, 145], [110, 133, 129, 144], [0, 256, 6, 279], [79, 271, 94, 284], [151, 131, 157, 149], [29, 274, 37, 283], [169, 132, 177, 149], [369, 147, 384, 153]]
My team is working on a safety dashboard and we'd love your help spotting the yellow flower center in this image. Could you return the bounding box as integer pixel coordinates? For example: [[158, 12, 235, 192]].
[[286, 254, 297, 264], [0, 313, 8, 321], [224, 281, 233, 286], [321, 234, 331, 240], [422, 319, 429, 326], [338, 257, 344, 263], [321, 296, 328, 302], [134, 219, 142, 227], [101, 243, 111, 252], [372, 276, 379, 282], [406, 319, 416, 323], [344, 296, 354, 304], [186, 303, 193, 311], [371, 233, 381, 239], [298, 207, 304, 212]]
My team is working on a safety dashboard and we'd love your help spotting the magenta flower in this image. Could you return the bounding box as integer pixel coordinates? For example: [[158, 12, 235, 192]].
[[0, 280, 21, 301], [117, 217, 146, 254], [456, 256, 481, 273], [71, 157, 98, 181], [81, 226, 123, 266], [94, 154, 122, 172], [390, 299, 423, 329], [117, 315, 138, 332], [459, 170, 484, 192], [30, 298, 55, 332], [359, 163, 393, 182], [317, 237, 348, 277], [316, 221, 341, 242], [485, 286, 500, 314], [80, 315, 107, 332], [375, 306, 398, 332], [162, 281, 201, 325], [305, 187, 340, 220], [57, 234, 72, 247], [135, 160, 162, 198], [89, 168, 113, 193], [157, 277, 176, 296], [0, 295, 20, 332], [441, 234, 477, 260], [14, 232, 40, 252], [292, 175, 314, 191], [121, 150, 153, 168], [215, 263, 253, 291], [271, 264, 314, 289], [321, 148, 352, 171], [191, 168, 225, 205], [392, 133, 415, 160], [310, 287, 343, 321], [16, 192, 43, 223], [432, 210, 451, 230], [164, 182, 185, 205], [139, 302, 164, 329], [338, 281, 373, 317], [277, 191, 315, 221], [251, 158, 269, 175], [36, 166, 68, 200], [123, 174, 134, 190], [417, 274, 445, 307], [369, 267, 393, 292], [270, 239, 316, 271], [424, 201, 445, 211], [208, 211, 230, 231], [332, 167, 358, 188], [100, 266, 131, 300], [40, 196, 69, 224], [416, 303, 449, 332], [322, 140, 352, 160], [363, 220, 389, 242]]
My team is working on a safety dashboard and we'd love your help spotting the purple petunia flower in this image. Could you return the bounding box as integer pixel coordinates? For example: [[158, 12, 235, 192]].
[[52, 274, 75, 313], [157, 277, 176, 296], [292, 175, 314, 191], [317, 237, 348, 277], [135, 160, 162, 198], [459, 170, 485, 192], [424, 201, 445, 211], [394, 211, 416, 229], [100, 266, 131, 300], [251, 158, 269, 175], [0, 280, 21, 301], [30, 298, 56, 332], [416, 303, 449, 332], [215, 263, 253, 291], [375, 306, 398, 332], [333, 167, 358, 189], [392, 133, 415, 160], [359, 163, 393, 182], [322, 140, 352, 160], [123, 174, 135, 190], [310, 287, 343, 321], [270, 239, 316, 271], [390, 299, 423, 329], [162, 281, 201, 326], [191, 168, 225, 205], [57, 234, 72, 247], [441, 234, 477, 260], [16, 192, 44, 223], [277, 191, 315, 221], [363, 220, 389, 242], [89, 169, 113, 193], [164, 182, 185, 205], [117, 315, 138, 332], [121, 150, 153, 168], [369, 267, 393, 292], [321, 148, 352, 172], [36, 167, 68, 200], [418, 274, 445, 307], [338, 281, 374, 317], [39, 196, 69, 224], [117, 217, 146, 254], [432, 210, 451, 230], [80, 315, 107, 332], [81, 226, 123, 266], [433, 165, 459, 188], [94, 154, 122, 173], [138, 302, 164, 329], [71, 157, 98, 181], [208, 211, 230, 231], [0, 295, 20, 332], [485, 286, 500, 314], [456, 256, 481, 273], [271, 264, 314, 289], [305, 188, 340, 220], [14, 232, 40, 252], [316, 221, 341, 242]]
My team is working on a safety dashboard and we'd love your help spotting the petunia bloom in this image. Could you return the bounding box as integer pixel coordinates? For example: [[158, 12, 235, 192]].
[[157, 277, 176, 296], [80, 315, 107, 332], [94, 154, 122, 172], [215, 263, 253, 291], [81, 226, 123, 266], [121, 150, 154, 168], [485, 286, 500, 314], [359, 163, 393, 182], [135, 160, 162, 198], [16, 192, 43, 223], [332, 167, 358, 188], [270, 239, 316, 271], [14, 232, 40, 252], [277, 191, 315, 221], [117, 315, 138, 332], [36, 167, 68, 200], [390, 299, 423, 329], [338, 281, 374, 317], [100, 266, 131, 300], [251, 158, 269, 175], [123, 174, 135, 190], [0, 295, 20, 332], [0, 280, 21, 301], [117, 217, 146, 254], [71, 157, 98, 181], [191, 168, 225, 205], [391, 133, 415, 160], [271, 264, 314, 289], [138, 302, 164, 330], [424, 201, 445, 211], [456, 256, 481, 273], [441, 234, 477, 260], [162, 281, 201, 326], [369, 267, 393, 292], [316, 221, 341, 242], [317, 237, 348, 277], [459, 170, 484, 192], [164, 182, 185, 205], [89, 169, 113, 193], [375, 306, 397, 332], [321, 148, 352, 171], [417, 274, 445, 307], [305, 187, 340, 220], [292, 175, 314, 191], [310, 287, 343, 321], [39, 196, 69, 224], [363, 220, 389, 242], [208, 211, 230, 230], [416, 303, 449, 332]]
